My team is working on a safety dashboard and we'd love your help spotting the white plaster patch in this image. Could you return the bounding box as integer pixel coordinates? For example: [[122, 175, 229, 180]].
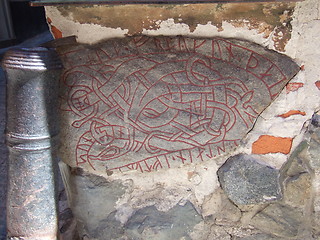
[[193, 21, 271, 47], [143, 19, 270, 48], [252, 153, 288, 170], [45, 6, 128, 44], [192, 163, 220, 204], [107, 161, 219, 223], [101, 142, 252, 224], [142, 18, 191, 36], [243, 0, 320, 169]]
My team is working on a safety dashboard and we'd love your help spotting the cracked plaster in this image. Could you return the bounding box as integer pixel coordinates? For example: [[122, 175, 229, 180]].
[[45, 2, 295, 51]]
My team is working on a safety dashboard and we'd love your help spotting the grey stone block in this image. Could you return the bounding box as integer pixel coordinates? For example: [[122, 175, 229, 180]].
[[125, 201, 202, 240], [67, 169, 126, 238], [217, 154, 282, 205], [251, 203, 306, 238]]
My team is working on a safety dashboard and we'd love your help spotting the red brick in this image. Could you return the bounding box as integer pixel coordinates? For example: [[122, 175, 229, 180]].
[[252, 135, 293, 154]]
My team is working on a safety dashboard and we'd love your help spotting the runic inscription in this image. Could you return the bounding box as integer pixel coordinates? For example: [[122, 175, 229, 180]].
[[59, 37, 299, 173]]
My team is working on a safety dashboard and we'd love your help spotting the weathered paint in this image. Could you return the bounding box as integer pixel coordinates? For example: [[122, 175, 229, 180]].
[[52, 2, 295, 51]]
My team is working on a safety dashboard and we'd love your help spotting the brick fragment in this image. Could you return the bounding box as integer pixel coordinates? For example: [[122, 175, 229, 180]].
[[252, 135, 293, 154], [286, 83, 304, 93], [47, 17, 62, 39], [277, 110, 306, 118]]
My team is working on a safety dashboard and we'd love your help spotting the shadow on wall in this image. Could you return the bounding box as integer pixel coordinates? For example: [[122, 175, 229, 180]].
[[0, 1, 49, 49]]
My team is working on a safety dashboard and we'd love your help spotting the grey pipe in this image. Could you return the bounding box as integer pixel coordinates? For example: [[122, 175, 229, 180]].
[[2, 47, 62, 240]]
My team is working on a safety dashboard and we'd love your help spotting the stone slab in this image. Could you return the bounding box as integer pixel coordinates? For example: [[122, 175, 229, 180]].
[[251, 203, 306, 238], [66, 169, 126, 237], [217, 154, 282, 205], [125, 201, 201, 240], [58, 36, 299, 174]]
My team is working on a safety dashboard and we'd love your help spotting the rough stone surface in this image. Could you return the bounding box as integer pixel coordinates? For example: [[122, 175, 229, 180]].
[[250, 203, 306, 238], [0, 31, 54, 239], [217, 154, 282, 205], [0, 62, 7, 240], [243, 118, 317, 239], [283, 172, 311, 208], [65, 168, 126, 238], [308, 113, 320, 170], [307, 112, 320, 237], [59, 36, 299, 175], [202, 188, 241, 224], [125, 201, 202, 240], [238, 233, 284, 240], [280, 140, 309, 178], [218, 112, 318, 240], [69, 185, 202, 240], [89, 211, 124, 240]]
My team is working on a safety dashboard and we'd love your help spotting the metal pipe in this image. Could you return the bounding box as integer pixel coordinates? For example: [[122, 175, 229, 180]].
[[2, 47, 62, 240]]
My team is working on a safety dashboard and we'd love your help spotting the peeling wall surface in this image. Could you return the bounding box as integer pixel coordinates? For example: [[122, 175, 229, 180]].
[[46, 2, 296, 51], [45, 0, 320, 239]]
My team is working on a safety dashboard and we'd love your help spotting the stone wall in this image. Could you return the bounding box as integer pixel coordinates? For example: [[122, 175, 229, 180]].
[[45, 0, 320, 239]]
